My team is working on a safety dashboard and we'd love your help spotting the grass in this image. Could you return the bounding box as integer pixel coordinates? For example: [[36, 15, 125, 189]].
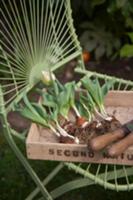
[[0, 133, 133, 200]]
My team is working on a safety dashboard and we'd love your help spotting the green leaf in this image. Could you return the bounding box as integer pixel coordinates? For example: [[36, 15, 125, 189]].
[[76, 102, 89, 119], [81, 77, 101, 107], [81, 76, 110, 114], [56, 79, 64, 91], [81, 76, 93, 91], [92, 0, 105, 7], [127, 32, 133, 43], [23, 94, 42, 118], [58, 91, 66, 105], [20, 106, 49, 128], [79, 93, 95, 114], [120, 44, 133, 57], [126, 18, 133, 28], [49, 106, 58, 122], [64, 81, 75, 104], [94, 78, 103, 105], [116, 0, 127, 8], [52, 80, 59, 97], [59, 104, 70, 119], [31, 103, 48, 119], [42, 93, 56, 108], [86, 93, 96, 109], [56, 81, 76, 118], [102, 80, 114, 98], [107, 1, 117, 13]]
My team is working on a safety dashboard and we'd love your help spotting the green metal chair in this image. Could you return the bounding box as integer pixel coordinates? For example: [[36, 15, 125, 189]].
[[0, 1, 133, 199]]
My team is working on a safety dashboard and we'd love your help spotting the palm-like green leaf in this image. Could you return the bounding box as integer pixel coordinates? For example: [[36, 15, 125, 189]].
[[42, 93, 57, 108], [31, 103, 48, 119], [101, 79, 114, 97], [81, 76, 114, 115], [19, 105, 49, 128], [81, 76, 102, 108]]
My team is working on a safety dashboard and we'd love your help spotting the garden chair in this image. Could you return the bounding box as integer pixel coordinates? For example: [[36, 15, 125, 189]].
[[0, 0, 133, 199]]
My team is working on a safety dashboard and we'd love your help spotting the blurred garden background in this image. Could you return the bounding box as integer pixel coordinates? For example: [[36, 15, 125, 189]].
[[0, 0, 133, 199], [71, 0, 133, 81]]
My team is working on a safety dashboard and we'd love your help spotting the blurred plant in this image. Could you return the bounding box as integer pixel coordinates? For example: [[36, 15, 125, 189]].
[[120, 32, 133, 57], [72, 0, 133, 60], [108, 0, 133, 29], [80, 22, 121, 60]]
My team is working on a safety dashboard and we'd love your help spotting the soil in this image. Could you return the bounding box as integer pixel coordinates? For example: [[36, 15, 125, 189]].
[[58, 58, 133, 83], [86, 58, 133, 81], [59, 116, 122, 145]]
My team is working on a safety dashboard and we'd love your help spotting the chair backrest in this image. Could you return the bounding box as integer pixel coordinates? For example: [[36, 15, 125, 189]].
[[0, 0, 82, 112]]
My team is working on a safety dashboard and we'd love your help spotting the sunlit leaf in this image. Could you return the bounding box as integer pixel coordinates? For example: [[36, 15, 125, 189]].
[[127, 32, 133, 43], [120, 44, 133, 57]]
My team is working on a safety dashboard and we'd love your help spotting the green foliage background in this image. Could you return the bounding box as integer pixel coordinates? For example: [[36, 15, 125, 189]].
[[71, 0, 133, 59]]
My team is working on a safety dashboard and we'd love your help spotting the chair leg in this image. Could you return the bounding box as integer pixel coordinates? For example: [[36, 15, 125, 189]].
[[1, 118, 53, 200], [25, 163, 64, 200]]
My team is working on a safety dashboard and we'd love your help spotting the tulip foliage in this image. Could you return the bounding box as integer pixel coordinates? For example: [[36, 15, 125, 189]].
[[17, 72, 114, 143]]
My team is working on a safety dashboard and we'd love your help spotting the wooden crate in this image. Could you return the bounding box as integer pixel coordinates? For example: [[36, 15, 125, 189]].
[[26, 91, 133, 166]]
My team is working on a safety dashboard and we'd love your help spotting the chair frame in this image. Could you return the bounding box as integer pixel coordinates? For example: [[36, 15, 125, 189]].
[[1, 0, 133, 199]]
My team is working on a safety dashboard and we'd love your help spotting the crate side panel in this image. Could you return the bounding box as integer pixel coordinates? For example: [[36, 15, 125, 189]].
[[27, 142, 133, 166], [105, 91, 133, 107]]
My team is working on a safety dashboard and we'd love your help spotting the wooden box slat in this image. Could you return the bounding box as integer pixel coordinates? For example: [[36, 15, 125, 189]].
[[26, 91, 133, 165]]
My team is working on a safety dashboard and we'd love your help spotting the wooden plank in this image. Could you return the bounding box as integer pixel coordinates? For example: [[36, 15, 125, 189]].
[[27, 123, 40, 143], [105, 91, 133, 107], [27, 141, 133, 166]]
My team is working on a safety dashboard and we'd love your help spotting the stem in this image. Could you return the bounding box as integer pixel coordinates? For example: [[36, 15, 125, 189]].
[[81, 103, 92, 122], [72, 105, 81, 117], [55, 122, 79, 144], [94, 108, 107, 120], [99, 104, 108, 116], [94, 108, 113, 121], [56, 121, 75, 139], [49, 124, 60, 137], [63, 115, 69, 122]]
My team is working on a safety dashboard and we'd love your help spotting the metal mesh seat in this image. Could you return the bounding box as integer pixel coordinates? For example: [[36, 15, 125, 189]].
[[0, 0, 133, 199]]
